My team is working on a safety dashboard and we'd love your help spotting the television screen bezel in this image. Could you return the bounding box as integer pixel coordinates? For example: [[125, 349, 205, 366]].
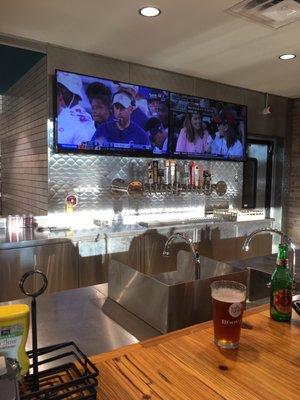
[[53, 68, 171, 159], [168, 90, 248, 162]]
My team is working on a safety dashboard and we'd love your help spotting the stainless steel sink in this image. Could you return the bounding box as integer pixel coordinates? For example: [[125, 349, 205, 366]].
[[108, 250, 249, 333], [246, 268, 271, 305]]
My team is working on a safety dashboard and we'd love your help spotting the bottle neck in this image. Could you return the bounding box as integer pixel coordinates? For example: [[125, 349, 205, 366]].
[[277, 243, 289, 268]]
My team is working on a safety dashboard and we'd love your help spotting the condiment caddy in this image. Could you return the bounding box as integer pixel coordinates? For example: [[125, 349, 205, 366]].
[[0, 269, 99, 399]]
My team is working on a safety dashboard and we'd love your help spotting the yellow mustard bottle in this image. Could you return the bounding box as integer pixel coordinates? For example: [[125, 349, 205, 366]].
[[0, 304, 30, 376]]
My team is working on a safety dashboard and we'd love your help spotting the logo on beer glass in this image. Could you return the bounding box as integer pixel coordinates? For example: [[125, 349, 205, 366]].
[[229, 302, 243, 318]]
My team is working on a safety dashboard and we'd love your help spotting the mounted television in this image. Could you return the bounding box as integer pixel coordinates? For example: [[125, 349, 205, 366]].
[[169, 92, 247, 161], [54, 69, 170, 157]]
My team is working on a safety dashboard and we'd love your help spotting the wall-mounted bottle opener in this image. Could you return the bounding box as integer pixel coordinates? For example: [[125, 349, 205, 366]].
[[65, 193, 78, 213]]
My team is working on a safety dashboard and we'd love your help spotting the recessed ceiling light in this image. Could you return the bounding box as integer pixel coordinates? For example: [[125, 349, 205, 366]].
[[279, 54, 296, 60], [139, 7, 161, 17]]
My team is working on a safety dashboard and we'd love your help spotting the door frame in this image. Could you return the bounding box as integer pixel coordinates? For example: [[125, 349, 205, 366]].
[[245, 139, 274, 216]]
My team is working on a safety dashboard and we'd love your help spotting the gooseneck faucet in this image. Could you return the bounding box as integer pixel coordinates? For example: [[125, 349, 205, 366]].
[[162, 232, 201, 280], [242, 228, 296, 284]]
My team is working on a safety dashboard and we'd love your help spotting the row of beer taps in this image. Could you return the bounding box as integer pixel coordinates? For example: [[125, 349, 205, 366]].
[[147, 160, 213, 194], [110, 159, 227, 197]]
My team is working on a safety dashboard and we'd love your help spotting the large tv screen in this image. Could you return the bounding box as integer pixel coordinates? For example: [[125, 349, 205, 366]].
[[55, 69, 170, 156], [170, 92, 247, 161]]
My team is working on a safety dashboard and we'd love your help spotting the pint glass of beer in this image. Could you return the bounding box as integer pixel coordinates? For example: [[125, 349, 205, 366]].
[[211, 280, 247, 349]]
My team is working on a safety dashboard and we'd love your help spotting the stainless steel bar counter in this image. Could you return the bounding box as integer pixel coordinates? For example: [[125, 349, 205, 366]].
[[0, 217, 274, 252], [0, 217, 275, 302], [2, 277, 276, 358], [4, 284, 160, 357]]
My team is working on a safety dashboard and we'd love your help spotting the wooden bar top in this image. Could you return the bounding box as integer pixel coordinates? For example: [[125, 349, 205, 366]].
[[91, 305, 300, 399]]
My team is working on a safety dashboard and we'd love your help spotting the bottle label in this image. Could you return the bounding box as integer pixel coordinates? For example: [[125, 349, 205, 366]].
[[276, 259, 288, 267], [0, 324, 24, 361], [273, 289, 292, 314]]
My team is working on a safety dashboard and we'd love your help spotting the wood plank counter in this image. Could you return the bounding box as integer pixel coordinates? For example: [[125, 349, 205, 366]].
[[92, 305, 300, 399]]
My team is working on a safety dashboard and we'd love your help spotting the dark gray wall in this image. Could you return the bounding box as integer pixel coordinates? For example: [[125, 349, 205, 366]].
[[0, 36, 292, 217], [0, 57, 48, 216], [47, 44, 291, 138], [46, 45, 290, 216], [286, 99, 300, 242]]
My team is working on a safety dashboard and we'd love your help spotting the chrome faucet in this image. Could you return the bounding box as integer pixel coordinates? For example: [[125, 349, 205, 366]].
[[242, 228, 296, 284], [162, 232, 201, 280]]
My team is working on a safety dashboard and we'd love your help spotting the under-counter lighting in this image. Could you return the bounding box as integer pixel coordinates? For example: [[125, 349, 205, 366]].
[[122, 207, 205, 225], [139, 6, 161, 17], [41, 211, 114, 230], [279, 54, 296, 60]]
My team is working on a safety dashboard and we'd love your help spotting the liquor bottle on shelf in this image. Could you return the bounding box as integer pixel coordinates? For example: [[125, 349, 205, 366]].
[[270, 243, 293, 322]]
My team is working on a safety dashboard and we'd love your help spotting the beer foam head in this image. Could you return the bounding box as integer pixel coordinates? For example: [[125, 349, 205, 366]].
[[212, 288, 246, 303]]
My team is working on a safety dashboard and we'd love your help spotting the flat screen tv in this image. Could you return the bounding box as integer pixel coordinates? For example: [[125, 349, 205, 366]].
[[169, 92, 247, 161], [54, 69, 170, 157]]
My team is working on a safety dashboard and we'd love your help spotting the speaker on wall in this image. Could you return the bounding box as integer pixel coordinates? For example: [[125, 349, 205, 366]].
[[242, 157, 257, 209]]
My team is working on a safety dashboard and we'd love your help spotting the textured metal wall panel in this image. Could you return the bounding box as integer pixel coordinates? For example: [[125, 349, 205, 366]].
[[48, 144, 243, 215]]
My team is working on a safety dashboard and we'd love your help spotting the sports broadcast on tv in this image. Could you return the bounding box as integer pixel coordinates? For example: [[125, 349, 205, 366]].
[[55, 70, 170, 156], [170, 92, 247, 161]]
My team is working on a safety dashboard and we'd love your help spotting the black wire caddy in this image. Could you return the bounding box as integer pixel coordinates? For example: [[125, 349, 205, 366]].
[[18, 270, 99, 400]]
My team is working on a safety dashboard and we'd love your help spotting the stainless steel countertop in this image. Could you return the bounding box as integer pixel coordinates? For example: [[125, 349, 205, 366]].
[[0, 228, 72, 249], [3, 281, 271, 359], [2, 261, 278, 358], [0, 218, 274, 250], [4, 284, 160, 357]]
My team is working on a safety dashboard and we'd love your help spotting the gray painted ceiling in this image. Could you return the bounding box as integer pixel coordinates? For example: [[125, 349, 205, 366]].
[[0, 0, 300, 97]]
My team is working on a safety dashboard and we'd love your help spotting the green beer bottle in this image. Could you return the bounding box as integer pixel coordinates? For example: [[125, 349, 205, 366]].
[[270, 243, 293, 322]]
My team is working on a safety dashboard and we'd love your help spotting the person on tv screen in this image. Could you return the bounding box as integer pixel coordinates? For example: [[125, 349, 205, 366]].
[[158, 101, 169, 129], [148, 92, 169, 129], [86, 82, 112, 128], [148, 93, 161, 117], [175, 112, 212, 154], [92, 90, 151, 147], [57, 72, 96, 145], [211, 116, 228, 156], [211, 114, 243, 158], [86, 82, 112, 103], [90, 95, 111, 127], [211, 112, 240, 156], [146, 117, 168, 154], [224, 125, 243, 158], [117, 83, 149, 129]]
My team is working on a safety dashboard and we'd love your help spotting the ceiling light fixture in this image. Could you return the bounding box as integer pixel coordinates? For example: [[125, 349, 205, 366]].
[[279, 53, 296, 60], [139, 6, 161, 17]]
